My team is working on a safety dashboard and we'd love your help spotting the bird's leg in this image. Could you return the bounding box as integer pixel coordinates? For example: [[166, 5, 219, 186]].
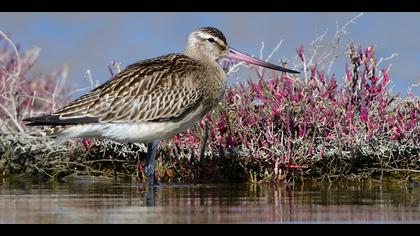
[[146, 140, 160, 186], [136, 152, 141, 179]]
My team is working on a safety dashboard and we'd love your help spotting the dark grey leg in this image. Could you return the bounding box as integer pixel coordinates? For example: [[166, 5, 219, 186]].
[[146, 140, 160, 186], [145, 187, 157, 206]]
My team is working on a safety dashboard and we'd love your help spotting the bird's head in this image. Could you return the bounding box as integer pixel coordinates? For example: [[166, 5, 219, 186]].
[[185, 27, 300, 74]]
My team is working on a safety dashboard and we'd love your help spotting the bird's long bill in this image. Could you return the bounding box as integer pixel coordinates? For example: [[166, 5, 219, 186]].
[[225, 47, 300, 74]]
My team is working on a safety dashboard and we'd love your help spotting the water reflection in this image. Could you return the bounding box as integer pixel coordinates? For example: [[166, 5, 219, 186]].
[[0, 177, 418, 223]]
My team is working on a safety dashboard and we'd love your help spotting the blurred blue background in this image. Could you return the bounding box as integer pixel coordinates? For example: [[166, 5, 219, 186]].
[[0, 12, 419, 96]]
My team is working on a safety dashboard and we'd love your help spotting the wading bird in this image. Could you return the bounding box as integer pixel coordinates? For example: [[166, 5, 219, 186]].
[[23, 27, 299, 186]]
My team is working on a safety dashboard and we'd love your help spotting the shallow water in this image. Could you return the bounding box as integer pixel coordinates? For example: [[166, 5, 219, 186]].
[[0, 177, 418, 223]]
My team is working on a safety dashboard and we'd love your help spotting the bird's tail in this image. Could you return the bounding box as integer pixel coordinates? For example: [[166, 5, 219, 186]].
[[23, 114, 99, 139], [22, 115, 67, 137]]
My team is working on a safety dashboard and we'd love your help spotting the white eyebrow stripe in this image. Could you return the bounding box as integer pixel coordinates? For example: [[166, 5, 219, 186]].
[[196, 32, 226, 46]]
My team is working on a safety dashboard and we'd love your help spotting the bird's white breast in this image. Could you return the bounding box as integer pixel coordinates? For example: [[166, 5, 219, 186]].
[[58, 104, 207, 143]]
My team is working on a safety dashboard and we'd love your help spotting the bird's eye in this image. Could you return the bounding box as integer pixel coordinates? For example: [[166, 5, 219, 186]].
[[207, 38, 215, 43]]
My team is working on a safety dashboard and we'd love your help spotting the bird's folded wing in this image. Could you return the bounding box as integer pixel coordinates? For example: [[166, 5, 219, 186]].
[[50, 54, 204, 124]]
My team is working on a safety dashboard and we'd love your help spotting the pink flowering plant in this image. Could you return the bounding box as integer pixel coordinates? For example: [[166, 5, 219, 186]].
[[0, 33, 70, 134], [158, 43, 419, 183]]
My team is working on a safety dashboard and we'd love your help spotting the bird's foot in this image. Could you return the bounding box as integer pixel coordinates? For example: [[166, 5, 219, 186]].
[[147, 174, 160, 186]]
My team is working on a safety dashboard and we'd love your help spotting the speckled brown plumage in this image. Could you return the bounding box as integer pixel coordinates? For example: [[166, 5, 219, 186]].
[[51, 54, 207, 124]]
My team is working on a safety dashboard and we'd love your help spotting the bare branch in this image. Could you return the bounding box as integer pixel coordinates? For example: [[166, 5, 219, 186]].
[[84, 69, 95, 90], [0, 30, 21, 79], [265, 40, 284, 62], [0, 103, 24, 132], [259, 41, 265, 59]]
